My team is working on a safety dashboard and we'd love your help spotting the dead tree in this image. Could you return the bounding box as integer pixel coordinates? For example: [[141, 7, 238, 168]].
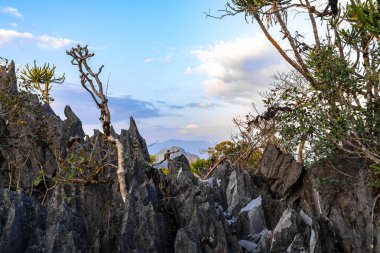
[[67, 45, 127, 203]]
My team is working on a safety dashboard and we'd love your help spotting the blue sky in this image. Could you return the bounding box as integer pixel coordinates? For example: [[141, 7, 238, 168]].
[[0, 1, 288, 145]]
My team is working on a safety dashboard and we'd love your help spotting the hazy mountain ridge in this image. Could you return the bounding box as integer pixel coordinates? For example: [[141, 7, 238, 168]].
[[148, 139, 212, 159], [153, 146, 200, 166]]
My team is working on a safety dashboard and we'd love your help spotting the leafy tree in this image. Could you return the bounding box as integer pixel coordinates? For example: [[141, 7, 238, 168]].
[[214, 0, 380, 165], [190, 159, 210, 176], [20, 61, 65, 104], [149, 155, 156, 164], [203, 140, 262, 178], [207, 141, 237, 164]]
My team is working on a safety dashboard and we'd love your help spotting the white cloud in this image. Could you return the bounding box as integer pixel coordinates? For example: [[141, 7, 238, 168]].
[[185, 124, 199, 129], [36, 34, 77, 49], [188, 35, 289, 101], [9, 23, 18, 27], [0, 7, 22, 18], [178, 123, 200, 135], [0, 29, 32, 46], [0, 29, 77, 49], [143, 55, 172, 63]]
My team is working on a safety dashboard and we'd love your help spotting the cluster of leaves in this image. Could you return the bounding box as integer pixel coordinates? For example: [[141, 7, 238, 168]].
[[20, 61, 65, 104], [370, 164, 380, 186], [314, 176, 352, 194], [347, 0, 380, 36], [190, 140, 262, 176], [190, 159, 210, 176]]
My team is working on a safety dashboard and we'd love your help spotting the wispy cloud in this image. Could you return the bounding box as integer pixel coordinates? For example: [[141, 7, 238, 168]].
[[156, 100, 216, 110], [50, 84, 162, 125], [0, 7, 22, 18], [184, 124, 198, 129], [0, 29, 77, 49], [0, 29, 32, 46], [186, 102, 216, 109], [143, 55, 172, 63], [187, 35, 288, 101], [36, 34, 77, 49]]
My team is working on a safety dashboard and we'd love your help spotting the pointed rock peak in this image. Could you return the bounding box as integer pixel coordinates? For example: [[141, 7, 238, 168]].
[[129, 116, 142, 138], [110, 125, 116, 136], [129, 116, 137, 131], [63, 105, 85, 138], [64, 106, 80, 121], [173, 154, 190, 168], [8, 61, 15, 74], [42, 103, 56, 116], [0, 60, 17, 94]]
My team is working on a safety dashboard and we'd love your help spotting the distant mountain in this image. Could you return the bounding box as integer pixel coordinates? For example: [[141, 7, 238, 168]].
[[153, 146, 199, 168], [148, 139, 212, 158]]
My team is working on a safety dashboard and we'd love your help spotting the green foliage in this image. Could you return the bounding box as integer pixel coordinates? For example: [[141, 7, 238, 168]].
[[221, 0, 380, 166], [201, 140, 262, 174], [33, 170, 52, 187], [207, 141, 236, 164], [190, 159, 210, 176], [62, 151, 87, 183], [314, 176, 351, 193], [369, 164, 380, 186], [20, 61, 65, 104], [347, 0, 380, 36], [161, 168, 169, 175], [149, 155, 156, 164]]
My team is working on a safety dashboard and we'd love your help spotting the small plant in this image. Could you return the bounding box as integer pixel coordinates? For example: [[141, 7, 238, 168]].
[[369, 164, 380, 187], [20, 61, 65, 104], [314, 176, 351, 194]]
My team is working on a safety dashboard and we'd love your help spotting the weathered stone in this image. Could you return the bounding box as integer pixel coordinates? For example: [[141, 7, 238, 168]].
[[286, 234, 306, 253], [63, 105, 85, 139], [0, 61, 17, 95], [226, 169, 256, 216], [270, 208, 300, 252], [255, 229, 273, 253], [236, 196, 266, 238], [238, 240, 257, 252], [258, 144, 303, 197], [0, 63, 377, 253]]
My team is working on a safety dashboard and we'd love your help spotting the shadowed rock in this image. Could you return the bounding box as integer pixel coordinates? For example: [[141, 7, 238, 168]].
[[258, 144, 303, 197]]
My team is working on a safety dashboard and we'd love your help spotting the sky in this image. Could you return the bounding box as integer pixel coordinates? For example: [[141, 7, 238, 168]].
[[0, 1, 289, 145]]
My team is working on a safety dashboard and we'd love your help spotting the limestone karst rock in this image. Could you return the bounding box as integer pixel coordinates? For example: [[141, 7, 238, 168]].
[[0, 61, 378, 253]]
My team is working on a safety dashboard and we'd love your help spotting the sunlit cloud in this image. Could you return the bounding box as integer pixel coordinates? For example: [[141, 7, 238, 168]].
[[36, 34, 77, 49], [186, 102, 216, 109], [185, 124, 199, 129], [143, 55, 172, 63], [0, 7, 22, 18], [0, 29, 77, 49], [187, 34, 289, 101], [0, 29, 32, 46]]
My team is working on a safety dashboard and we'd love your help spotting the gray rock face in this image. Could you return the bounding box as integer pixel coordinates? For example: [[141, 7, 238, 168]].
[[258, 144, 303, 197], [270, 208, 303, 252], [226, 169, 257, 216], [164, 155, 239, 253], [0, 61, 17, 95], [0, 63, 378, 253], [236, 196, 266, 238]]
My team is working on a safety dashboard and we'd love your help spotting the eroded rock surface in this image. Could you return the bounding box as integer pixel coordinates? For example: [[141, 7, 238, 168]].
[[0, 61, 378, 253]]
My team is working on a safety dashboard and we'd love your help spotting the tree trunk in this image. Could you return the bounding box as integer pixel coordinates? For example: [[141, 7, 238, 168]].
[[108, 136, 127, 203]]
